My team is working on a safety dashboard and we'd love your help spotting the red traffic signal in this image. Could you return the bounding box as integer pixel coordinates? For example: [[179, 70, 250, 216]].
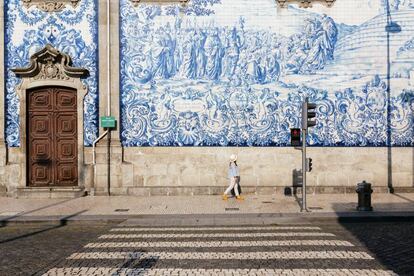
[[290, 128, 301, 146]]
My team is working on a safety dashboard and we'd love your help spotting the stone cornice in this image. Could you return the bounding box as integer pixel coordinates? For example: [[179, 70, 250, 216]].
[[127, 0, 335, 9], [129, 0, 189, 7], [12, 44, 89, 80], [21, 0, 81, 12], [276, 0, 335, 8]]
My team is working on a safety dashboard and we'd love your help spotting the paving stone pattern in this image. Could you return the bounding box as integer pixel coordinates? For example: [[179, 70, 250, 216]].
[[41, 224, 397, 276], [323, 222, 414, 276], [0, 223, 113, 275]]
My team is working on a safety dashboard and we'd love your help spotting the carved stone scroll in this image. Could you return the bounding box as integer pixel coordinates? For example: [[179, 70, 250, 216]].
[[276, 0, 335, 8], [129, 0, 189, 7], [12, 44, 89, 80], [21, 0, 81, 12]]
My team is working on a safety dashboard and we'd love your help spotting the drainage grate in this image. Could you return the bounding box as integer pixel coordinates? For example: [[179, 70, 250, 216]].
[[262, 201, 274, 204], [114, 209, 130, 212], [308, 207, 323, 210], [225, 208, 240, 211]]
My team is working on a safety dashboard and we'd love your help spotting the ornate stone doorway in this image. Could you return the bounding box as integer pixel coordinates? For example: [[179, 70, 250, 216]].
[[11, 44, 89, 191], [27, 86, 78, 187]]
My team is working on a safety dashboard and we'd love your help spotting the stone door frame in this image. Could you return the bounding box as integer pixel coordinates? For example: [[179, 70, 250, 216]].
[[12, 44, 89, 189]]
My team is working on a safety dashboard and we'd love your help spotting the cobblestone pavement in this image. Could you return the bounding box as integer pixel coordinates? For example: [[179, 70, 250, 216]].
[[324, 221, 414, 276], [0, 222, 114, 275], [1, 221, 413, 275]]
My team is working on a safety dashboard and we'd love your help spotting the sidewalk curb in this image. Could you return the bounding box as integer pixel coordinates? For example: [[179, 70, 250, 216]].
[[2, 212, 414, 226]]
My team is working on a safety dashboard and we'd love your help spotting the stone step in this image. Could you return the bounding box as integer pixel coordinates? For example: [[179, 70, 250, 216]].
[[16, 187, 86, 199]]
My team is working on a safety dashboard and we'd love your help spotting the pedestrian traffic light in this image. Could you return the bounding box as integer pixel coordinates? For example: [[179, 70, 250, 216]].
[[302, 100, 317, 130], [306, 158, 313, 172], [290, 128, 301, 146]]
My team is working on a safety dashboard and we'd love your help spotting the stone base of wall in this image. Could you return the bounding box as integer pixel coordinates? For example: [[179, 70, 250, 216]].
[[1, 144, 413, 197], [97, 185, 414, 196], [0, 143, 93, 198], [85, 145, 414, 196], [15, 187, 86, 199]]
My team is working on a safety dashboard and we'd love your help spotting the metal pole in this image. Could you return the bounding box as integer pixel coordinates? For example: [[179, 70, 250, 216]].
[[301, 98, 308, 212], [106, 0, 111, 117], [386, 1, 394, 193], [302, 126, 307, 212], [106, 0, 112, 196], [107, 130, 111, 196]]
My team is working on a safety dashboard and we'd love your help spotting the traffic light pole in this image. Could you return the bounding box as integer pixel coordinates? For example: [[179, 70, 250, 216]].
[[301, 127, 308, 212], [298, 97, 316, 212], [301, 97, 315, 212]]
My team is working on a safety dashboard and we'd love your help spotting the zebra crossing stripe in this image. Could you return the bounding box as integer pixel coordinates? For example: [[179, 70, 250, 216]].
[[85, 240, 354, 248], [67, 251, 374, 260], [43, 268, 398, 276], [99, 232, 335, 239], [110, 226, 322, 232]]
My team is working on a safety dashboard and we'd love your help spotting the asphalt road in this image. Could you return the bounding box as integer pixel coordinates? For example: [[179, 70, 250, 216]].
[[0, 220, 413, 275]]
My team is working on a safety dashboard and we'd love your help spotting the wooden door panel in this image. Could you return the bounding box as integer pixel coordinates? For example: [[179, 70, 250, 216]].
[[56, 90, 77, 111], [56, 163, 78, 186], [56, 140, 77, 161], [56, 114, 77, 137], [29, 113, 52, 137], [30, 139, 53, 161], [28, 89, 53, 111], [28, 112, 53, 186], [30, 163, 53, 186], [27, 87, 78, 187]]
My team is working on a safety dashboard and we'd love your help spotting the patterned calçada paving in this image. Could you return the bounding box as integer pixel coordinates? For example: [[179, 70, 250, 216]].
[[42, 225, 397, 276]]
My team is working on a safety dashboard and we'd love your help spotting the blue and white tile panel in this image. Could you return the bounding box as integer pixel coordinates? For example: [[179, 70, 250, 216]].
[[4, 0, 99, 146], [119, 0, 414, 147]]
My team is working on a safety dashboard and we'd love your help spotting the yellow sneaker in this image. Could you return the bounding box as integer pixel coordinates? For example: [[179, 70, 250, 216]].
[[222, 194, 228, 200], [236, 196, 244, 200]]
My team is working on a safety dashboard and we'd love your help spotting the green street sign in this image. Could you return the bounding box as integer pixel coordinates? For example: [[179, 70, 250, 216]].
[[101, 116, 116, 129]]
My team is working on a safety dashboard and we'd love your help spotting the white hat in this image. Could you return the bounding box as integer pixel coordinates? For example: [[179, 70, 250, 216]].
[[229, 154, 237, 162]]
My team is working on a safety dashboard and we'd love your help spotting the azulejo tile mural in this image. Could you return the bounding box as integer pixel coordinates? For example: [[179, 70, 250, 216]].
[[120, 0, 414, 147], [4, 0, 99, 146]]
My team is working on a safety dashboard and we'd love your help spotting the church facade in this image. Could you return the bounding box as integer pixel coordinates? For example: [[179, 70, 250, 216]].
[[0, 0, 413, 197]]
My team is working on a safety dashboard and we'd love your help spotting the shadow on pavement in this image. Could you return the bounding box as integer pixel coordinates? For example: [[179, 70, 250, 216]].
[[0, 210, 88, 244], [391, 193, 414, 203], [0, 197, 80, 227], [332, 201, 414, 275], [288, 168, 303, 210]]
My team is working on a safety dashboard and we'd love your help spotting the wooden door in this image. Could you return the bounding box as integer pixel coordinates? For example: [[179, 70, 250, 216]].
[[27, 87, 78, 187]]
